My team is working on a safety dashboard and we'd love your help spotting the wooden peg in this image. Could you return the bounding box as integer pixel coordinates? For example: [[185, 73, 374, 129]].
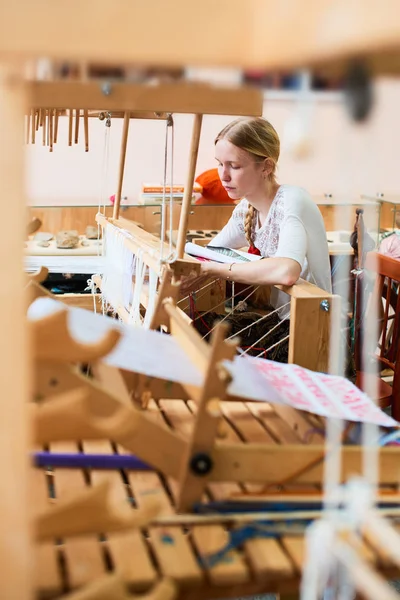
[[39, 107, 43, 128], [27, 266, 48, 284], [26, 280, 54, 307], [68, 108, 73, 145], [49, 108, 53, 151], [84, 108, 89, 151], [42, 109, 46, 145], [36, 108, 40, 131], [54, 109, 59, 144], [46, 109, 50, 146], [74, 108, 80, 144], [149, 266, 180, 331], [58, 573, 177, 600], [30, 308, 121, 362], [26, 216, 42, 235], [36, 479, 162, 541]]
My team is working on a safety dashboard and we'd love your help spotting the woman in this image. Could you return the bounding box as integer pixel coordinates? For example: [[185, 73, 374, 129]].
[[187, 117, 332, 361]]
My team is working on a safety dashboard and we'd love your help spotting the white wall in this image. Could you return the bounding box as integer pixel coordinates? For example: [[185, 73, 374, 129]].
[[25, 78, 400, 206]]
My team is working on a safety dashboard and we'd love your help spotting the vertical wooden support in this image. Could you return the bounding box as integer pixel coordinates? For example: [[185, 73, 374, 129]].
[[83, 108, 89, 152], [0, 64, 32, 599], [113, 111, 130, 221], [68, 108, 73, 145], [42, 108, 46, 145], [49, 108, 53, 152], [54, 109, 59, 144], [176, 113, 203, 258], [74, 108, 80, 144], [176, 324, 236, 512], [288, 294, 340, 374]]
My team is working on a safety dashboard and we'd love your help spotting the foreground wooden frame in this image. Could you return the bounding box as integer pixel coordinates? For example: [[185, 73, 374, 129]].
[[28, 285, 400, 598]]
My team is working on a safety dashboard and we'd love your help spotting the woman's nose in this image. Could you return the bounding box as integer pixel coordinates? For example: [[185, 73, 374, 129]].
[[221, 167, 231, 181]]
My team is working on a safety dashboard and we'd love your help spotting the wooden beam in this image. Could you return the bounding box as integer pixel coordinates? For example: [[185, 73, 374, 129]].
[[0, 63, 32, 600], [113, 111, 130, 220], [97, 214, 200, 277], [1, 1, 400, 72], [27, 80, 263, 116], [211, 445, 400, 486], [176, 114, 202, 258]]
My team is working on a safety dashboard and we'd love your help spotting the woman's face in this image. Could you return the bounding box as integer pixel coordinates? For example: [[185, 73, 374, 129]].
[[215, 139, 266, 201]]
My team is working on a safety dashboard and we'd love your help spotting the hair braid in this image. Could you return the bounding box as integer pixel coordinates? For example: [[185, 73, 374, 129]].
[[244, 205, 256, 247]]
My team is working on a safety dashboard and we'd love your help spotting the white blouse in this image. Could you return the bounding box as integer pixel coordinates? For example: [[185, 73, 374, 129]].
[[210, 185, 332, 319]]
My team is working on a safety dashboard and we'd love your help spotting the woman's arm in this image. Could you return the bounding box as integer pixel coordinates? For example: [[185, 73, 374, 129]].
[[200, 256, 301, 287]]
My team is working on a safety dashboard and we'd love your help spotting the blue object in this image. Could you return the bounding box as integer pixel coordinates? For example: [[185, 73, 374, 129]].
[[200, 522, 306, 568], [33, 451, 153, 471]]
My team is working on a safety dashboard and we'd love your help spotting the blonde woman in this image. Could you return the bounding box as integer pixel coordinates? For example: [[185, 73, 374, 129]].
[[188, 117, 332, 361]]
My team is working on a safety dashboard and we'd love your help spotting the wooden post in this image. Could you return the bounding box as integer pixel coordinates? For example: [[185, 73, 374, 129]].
[[288, 294, 341, 374], [113, 111, 130, 221], [176, 113, 202, 258], [0, 64, 32, 599]]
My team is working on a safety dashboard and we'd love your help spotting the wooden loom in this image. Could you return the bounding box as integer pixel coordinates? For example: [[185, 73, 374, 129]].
[[4, 2, 400, 599], [26, 77, 338, 374], [29, 278, 400, 600]]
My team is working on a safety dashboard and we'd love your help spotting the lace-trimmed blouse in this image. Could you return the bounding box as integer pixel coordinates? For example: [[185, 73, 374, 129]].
[[210, 185, 332, 319]]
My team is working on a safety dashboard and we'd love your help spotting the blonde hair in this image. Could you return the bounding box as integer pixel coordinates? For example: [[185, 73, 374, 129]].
[[215, 117, 280, 248]]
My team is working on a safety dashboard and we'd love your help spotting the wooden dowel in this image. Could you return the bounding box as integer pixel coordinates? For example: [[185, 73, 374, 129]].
[[39, 107, 43, 127], [83, 108, 89, 152], [74, 108, 80, 144], [47, 109, 50, 146], [113, 111, 130, 220], [176, 113, 203, 258], [42, 109, 46, 145], [49, 108, 53, 152], [35, 109, 40, 131], [0, 63, 32, 600], [53, 109, 59, 144], [31, 109, 35, 144], [68, 108, 73, 145]]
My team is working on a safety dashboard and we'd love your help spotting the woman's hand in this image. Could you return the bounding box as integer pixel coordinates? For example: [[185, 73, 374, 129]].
[[179, 262, 214, 296]]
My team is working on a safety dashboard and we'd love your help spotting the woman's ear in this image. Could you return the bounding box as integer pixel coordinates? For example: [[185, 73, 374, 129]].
[[261, 158, 273, 178]]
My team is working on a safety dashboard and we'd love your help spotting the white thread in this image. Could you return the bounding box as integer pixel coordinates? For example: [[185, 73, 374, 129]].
[[129, 250, 147, 326], [178, 279, 225, 306], [143, 268, 159, 328], [202, 285, 262, 340], [85, 278, 98, 314], [254, 333, 290, 358], [228, 300, 290, 341]]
